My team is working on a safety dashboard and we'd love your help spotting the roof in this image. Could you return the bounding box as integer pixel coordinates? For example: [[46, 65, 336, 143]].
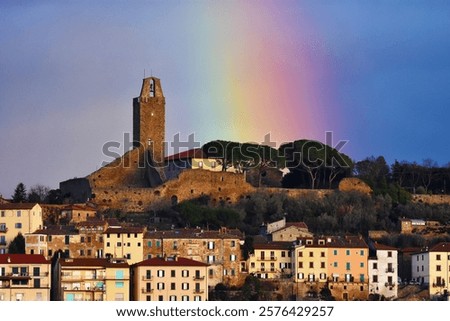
[[430, 242, 450, 252], [134, 257, 208, 267], [59, 258, 129, 268], [165, 148, 205, 161], [286, 222, 308, 229], [144, 228, 244, 240], [0, 203, 39, 210], [63, 204, 97, 212], [253, 241, 293, 250], [32, 225, 78, 235], [373, 243, 397, 251], [296, 236, 368, 249], [104, 226, 146, 234], [0, 254, 49, 265]]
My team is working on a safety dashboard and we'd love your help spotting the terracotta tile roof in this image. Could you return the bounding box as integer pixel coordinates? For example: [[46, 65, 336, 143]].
[[285, 222, 308, 229], [430, 242, 450, 252], [63, 204, 96, 212], [0, 203, 39, 210], [104, 226, 146, 234], [296, 236, 368, 249], [373, 243, 397, 251], [59, 258, 129, 268], [144, 228, 244, 240], [134, 257, 208, 267], [165, 148, 205, 161], [253, 241, 293, 250], [32, 225, 78, 235], [0, 254, 49, 264]]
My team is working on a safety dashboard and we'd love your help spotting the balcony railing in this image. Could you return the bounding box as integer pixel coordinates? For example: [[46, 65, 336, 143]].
[[432, 282, 446, 288], [385, 268, 395, 273], [193, 289, 204, 294], [0, 241, 7, 245], [193, 276, 205, 280], [142, 276, 153, 281], [141, 288, 153, 294], [0, 227, 7, 233]]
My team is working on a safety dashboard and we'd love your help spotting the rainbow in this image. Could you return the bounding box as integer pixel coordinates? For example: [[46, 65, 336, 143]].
[[165, 1, 346, 149]]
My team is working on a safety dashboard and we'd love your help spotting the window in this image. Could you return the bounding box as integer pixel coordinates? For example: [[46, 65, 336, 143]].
[[231, 240, 235, 247], [115, 282, 124, 288], [33, 278, 41, 288], [360, 262, 364, 268], [320, 262, 325, 269], [80, 236, 85, 243], [437, 265, 442, 271], [360, 250, 364, 256], [107, 234, 110, 238], [169, 295, 177, 301], [106, 242, 110, 247], [372, 275, 378, 283], [309, 262, 314, 268], [15, 223, 22, 229], [298, 251, 303, 257], [171, 270, 176, 278], [80, 250, 85, 256], [147, 241, 152, 247], [48, 235, 52, 242], [309, 251, 313, 257], [297, 273, 304, 279], [158, 295, 163, 301], [157, 270, 165, 277], [373, 262, 378, 269], [207, 255, 215, 263], [137, 242, 141, 247], [387, 251, 392, 257], [182, 295, 189, 301], [116, 270, 124, 279], [87, 237, 91, 243], [87, 249, 92, 256], [182, 270, 189, 277], [182, 283, 189, 290], [333, 262, 338, 268], [116, 242, 121, 247], [359, 274, 364, 282], [65, 235, 70, 245], [298, 262, 303, 268], [346, 262, 351, 270], [436, 254, 441, 261], [170, 283, 176, 290], [157, 283, 165, 290], [146, 295, 151, 301], [17, 210, 21, 217], [0, 211, 4, 217], [281, 251, 286, 258], [156, 240, 161, 248], [211, 161, 216, 169], [333, 250, 338, 255], [230, 254, 236, 261], [198, 161, 203, 168], [48, 249, 52, 257], [208, 241, 215, 250], [115, 293, 124, 301], [321, 252, 325, 257], [346, 250, 350, 256], [173, 241, 178, 250]]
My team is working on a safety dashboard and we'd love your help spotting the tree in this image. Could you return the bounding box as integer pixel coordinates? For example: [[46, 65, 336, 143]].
[[11, 183, 27, 203], [8, 233, 25, 254], [27, 184, 50, 203]]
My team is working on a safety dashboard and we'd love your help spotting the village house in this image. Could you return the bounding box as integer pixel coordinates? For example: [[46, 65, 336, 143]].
[[56, 257, 130, 301], [263, 218, 312, 241], [103, 226, 146, 265], [144, 227, 244, 287], [412, 242, 450, 299], [132, 256, 209, 301], [293, 236, 369, 300], [368, 242, 398, 299], [0, 203, 43, 254], [247, 241, 293, 279], [24, 226, 80, 259], [60, 204, 97, 223], [0, 254, 51, 301]]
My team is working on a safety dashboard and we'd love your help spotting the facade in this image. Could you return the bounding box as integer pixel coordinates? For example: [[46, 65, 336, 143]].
[[132, 256, 208, 301], [24, 226, 80, 259], [368, 243, 398, 299], [265, 218, 312, 241], [144, 227, 244, 287], [421, 242, 450, 298], [58, 257, 130, 301], [60, 204, 97, 223], [411, 250, 429, 285], [248, 241, 293, 279], [104, 226, 146, 264], [0, 254, 51, 301], [0, 203, 43, 254], [293, 236, 369, 300]]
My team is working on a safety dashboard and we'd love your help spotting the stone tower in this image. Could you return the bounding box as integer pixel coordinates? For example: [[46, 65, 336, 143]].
[[133, 77, 165, 166]]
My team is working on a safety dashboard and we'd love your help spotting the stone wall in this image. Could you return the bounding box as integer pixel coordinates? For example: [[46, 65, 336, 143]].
[[412, 194, 450, 205]]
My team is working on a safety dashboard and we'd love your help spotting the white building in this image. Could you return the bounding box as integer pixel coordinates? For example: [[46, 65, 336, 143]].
[[368, 243, 398, 299], [411, 249, 429, 285]]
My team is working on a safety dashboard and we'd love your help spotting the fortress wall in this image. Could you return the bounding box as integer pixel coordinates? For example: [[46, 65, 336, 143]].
[[412, 194, 450, 205]]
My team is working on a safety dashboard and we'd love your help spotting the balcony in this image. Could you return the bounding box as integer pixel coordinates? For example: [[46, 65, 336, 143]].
[[0, 227, 7, 233], [193, 276, 205, 281], [142, 276, 153, 281], [0, 240, 7, 245], [257, 257, 277, 261], [141, 288, 153, 294], [385, 282, 396, 287], [8, 273, 31, 279], [432, 281, 446, 288], [193, 289, 204, 294], [385, 268, 395, 273]]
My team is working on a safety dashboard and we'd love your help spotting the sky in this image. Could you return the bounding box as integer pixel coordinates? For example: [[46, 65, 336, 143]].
[[1, 0, 450, 197]]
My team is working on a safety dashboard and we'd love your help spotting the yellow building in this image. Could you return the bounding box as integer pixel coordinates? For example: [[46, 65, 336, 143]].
[[104, 226, 146, 264], [58, 257, 130, 301], [0, 254, 51, 301], [60, 204, 97, 223], [293, 236, 369, 300], [0, 203, 43, 254], [247, 241, 293, 279], [132, 256, 208, 301], [428, 242, 450, 298]]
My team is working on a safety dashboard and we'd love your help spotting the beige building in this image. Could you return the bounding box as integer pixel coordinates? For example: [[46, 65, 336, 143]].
[[0, 254, 51, 301], [133, 256, 208, 301], [0, 203, 43, 254], [104, 226, 146, 264], [57, 257, 130, 301], [247, 241, 293, 279], [144, 227, 244, 287], [60, 204, 97, 223], [293, 236, 369, 300], [419, 242, 450, 298]]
